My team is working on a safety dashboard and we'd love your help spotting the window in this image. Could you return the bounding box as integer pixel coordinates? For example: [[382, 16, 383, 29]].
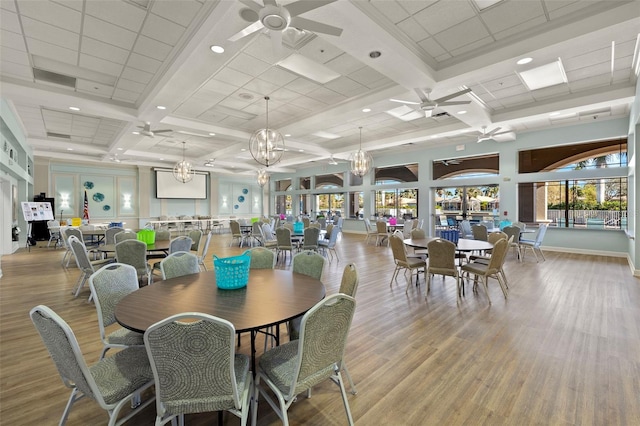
[[374, 188, 418, 219], [299, 177, 310, 190], [518, 140, 628, 230], [316, 173, 343, 188], [348, 191, 363, 219], [375, 163, 418, 184], [519, 178, 627, 229], [275, 179, 292, 191], [316, 193, 344, 218], [435, 185, 499, 222], [275, 194, 292, 215]]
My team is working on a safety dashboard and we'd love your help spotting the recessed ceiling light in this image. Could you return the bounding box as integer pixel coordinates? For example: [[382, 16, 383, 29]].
[[369, 51, 382, 59], [67, 148, 73, 151], [208, 132, 216, 136], [458, 110, 467, 114], [210, 45, 224, 54], [241, 148, 247, 152], [132, 131, 140, 135], [284, 134, 291, 137], [298, 149, 304, 152], [156, 105, 166, 110], [69, 106, 80, 111], [117, 147, 123, 151], [362, 108, 371, 113], [159, 158, 164, 160], [517, 57, 533, 65]]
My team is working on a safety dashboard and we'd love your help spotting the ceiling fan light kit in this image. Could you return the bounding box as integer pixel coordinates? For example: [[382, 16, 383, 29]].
[[350, 127, 373, 178], [173, 141, 193, 183], [249, 96, 285, 167]]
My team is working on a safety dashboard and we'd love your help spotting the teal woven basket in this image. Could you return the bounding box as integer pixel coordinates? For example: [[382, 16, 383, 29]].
[[213, 254, 250, 290]]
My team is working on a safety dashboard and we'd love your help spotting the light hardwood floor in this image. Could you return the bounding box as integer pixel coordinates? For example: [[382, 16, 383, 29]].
[[1, 232, 639, 425]]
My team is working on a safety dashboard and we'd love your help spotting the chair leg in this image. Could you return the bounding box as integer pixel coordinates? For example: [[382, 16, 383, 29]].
[[335, 370, 355, 426], [60, 388, 83, 425], [342, 362, 357, 395]]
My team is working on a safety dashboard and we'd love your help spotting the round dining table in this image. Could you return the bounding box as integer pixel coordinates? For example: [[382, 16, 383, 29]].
[[115, 269, 325, 373], [97, 240, 171, 255], [404, 237, 494, 266]]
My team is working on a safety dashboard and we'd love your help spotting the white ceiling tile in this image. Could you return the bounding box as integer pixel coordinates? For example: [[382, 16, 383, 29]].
[[489, 83, 529, 98], [414, 1, 477, 36], [133, 35, 173, 62], [112, 88, 141, 102], [214, 67, 253, 87], [21, 16, 78, 50], [433, 17, 491, 52], [83, 15, 137, 50], [85, 0, 146, 33], [434, 52, 452, 62], [200, 79, 239, 96], [227, 53, 271, 77], [564, 48, 612, 72], [612, 69, 631, 84], [547, 1, 593, 19], [449, 36, 493, 57], [0, 61, 33, 81], [1, 0, 17, 13], [0, 9, 23, 34], [17, 0, 81, 33], [306, 86, 346, 104], [615, 38, 637, 57], [325, 53, 364, 76], [81, 36, 129, 64], [370, 1, 410, 23], [120, 67, 153, 84], [296, 37, 343, 65], [492, 16, 547, 41], [243, 78, 281, 96], [270, 86, 301, 102], [288, 95, 327, 110], [417, 37, 447, 58], [324, 76, 368, 97], [566, 62, 611, 81], [498, 92, 536, 108], [27, 37, 77, 65], [53, 1, 83, 13], [1, 46, 30, 65], [531, 84, 571, 101], [257, 67, 298, 86], [80, 53, 124, 76], [150, 0, 202, 27], [286, 77, 321, 95], [141, 13, 185, 46], [115, 77, 145, 93], [397, 17, 430, 42], [348, 66, 388, 87], [480, 0, 545, 35], [76, 79, 114, 98], [126, 52, 162, 74], [218, 96, 254, 110], [398, 0, 435, 15], [1, 29, 27, 51], [243, 33, 292, 65]]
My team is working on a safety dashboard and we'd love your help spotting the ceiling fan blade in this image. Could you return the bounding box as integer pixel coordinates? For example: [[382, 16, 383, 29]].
[[488, 127, 502, 136], [263, 0, 278, 5], [433, 87, 472, 103], [389, 98, 420, 105], [152, 129, 173, 134], [290, 16, 343, 36], [414, 88, 430, 103], [286, 0, 336, 17], [229, 20, 264, 41], [438, 100, 471, 106], [238, 0, 263, 13]]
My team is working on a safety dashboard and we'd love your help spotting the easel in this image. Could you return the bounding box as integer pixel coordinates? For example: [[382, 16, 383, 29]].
[[21, 201, 54, 252]]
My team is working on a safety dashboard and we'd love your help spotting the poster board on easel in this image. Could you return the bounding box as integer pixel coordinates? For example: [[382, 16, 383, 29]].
[[21, 201, 54, 222]]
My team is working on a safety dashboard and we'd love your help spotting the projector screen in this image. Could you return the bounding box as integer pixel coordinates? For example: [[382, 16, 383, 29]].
[[155, 170, 208, 199]]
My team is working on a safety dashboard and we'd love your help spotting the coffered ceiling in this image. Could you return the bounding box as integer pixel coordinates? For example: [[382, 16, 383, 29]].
[[1, 0, 638, 176]]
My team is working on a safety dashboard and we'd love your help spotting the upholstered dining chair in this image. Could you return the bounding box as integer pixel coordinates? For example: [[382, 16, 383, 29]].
[[261, 223, 278, 250], [459, 220, 473, 239], [104, 227, 124, 245], [503, 225, 522, 261], [275, 227, 294, 264], [471, 224, 488, 241], [389, 234, 426, 293], [460, 238, 510, 304], [144, 313, 252, 426], [196, 230, 214, 271], [425, 238, 461, 299], [318, 225, 340, 263], [288, 250, 326, 340], [30, 305, 155, 426], [302, 226, 321, 252], [337, 263, 359, 395], [188, 229, 203, 252], [159, 251, 199, 280], [61, 227, 83, 267], [114, 239, 152, 285], [88, 263, 144, 359], [245, 247, 276, 269], [520, 223, 549, 262], [47, 219, 61, 248], [363, 218, 377, 245], [252, 294, 356, 426], [68, 235, 114, 298], [114, 230, 137, 244], [375, 220, 390, 246], [469, 231, 507, 262], [229, 220, 245, 247]]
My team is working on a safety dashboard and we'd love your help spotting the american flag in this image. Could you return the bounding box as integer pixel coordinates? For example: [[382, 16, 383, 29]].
[[82, 190, 90, 222]]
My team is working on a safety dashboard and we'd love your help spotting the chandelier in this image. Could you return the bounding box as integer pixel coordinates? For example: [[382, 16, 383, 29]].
[[249, 96, 284, 167], [257, 169, 269, 187], [350, 127, 373, 177], [173, 141, 193, 183]]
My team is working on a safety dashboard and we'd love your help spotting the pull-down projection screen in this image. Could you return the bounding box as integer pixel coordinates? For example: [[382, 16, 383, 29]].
[[155, 170, 208, 199]]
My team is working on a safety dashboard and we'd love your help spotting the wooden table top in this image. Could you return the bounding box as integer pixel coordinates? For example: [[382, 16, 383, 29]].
[[97, 239, 171, 253], [115, 269, 326, 334], [404, 237, 494, 252]]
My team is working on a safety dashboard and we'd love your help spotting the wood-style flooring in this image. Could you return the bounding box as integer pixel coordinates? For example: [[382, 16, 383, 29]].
[[1, 232, 639, 425]]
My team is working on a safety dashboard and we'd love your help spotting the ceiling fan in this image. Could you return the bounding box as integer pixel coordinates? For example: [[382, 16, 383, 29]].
[[441, 159, 461, 166], [204, 159, 216, 167], [390, 87, 472, 118], [109, 153, 130, 163], [477, 125, 511, 143], [136, 122, 173, 138], [328, 155, 347, 165], [229, 0, 343, 52]]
